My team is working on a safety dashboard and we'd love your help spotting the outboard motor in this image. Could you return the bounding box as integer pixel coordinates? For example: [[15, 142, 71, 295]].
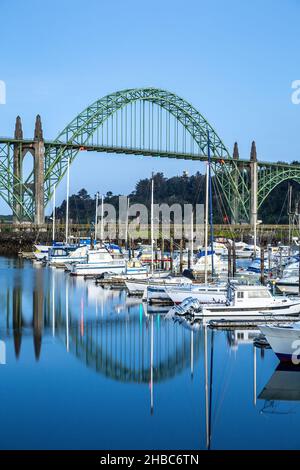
[[167, 297, 202, 317]]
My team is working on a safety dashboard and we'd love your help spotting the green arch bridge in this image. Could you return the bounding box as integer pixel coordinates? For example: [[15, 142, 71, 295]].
[[0, 87, 299, 224]]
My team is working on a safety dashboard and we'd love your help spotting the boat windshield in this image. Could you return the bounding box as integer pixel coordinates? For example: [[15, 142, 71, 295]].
[[247, 289, 271, 298]]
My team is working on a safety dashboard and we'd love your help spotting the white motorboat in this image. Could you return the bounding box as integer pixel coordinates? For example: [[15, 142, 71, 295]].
[[49, 245, 89, 267], [165, 283, 227, 304], [70, 246, 126, 276], [259, 322, 300, 362], [189, 283, 300, 318]]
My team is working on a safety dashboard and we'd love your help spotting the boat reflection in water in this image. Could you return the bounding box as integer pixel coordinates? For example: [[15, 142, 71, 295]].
[[4, 258, 300, 449], [258, 363, 300, 414], [0, 264, 203, 416], [226, 329, 259, 352]]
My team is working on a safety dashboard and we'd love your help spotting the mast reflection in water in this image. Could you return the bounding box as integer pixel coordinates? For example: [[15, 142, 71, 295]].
[[1, 257, 300, 449]]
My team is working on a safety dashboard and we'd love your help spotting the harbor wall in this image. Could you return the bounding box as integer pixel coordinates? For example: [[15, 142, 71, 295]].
[[0, 224, 294, 256]]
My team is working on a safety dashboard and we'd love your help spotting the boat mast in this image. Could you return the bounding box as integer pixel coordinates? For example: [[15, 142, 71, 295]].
[[151, 173, 154, 275], [65, 156, 70, 245], [100, 194, 104, 243], [288, 183, 292, 250], [204, 163, 209, 284], [207, 131, 214, 278], [52, 184, 56, 244], [125, 197, 130, 249], [94, 192, 99, 243], [191, 209, 194, 269]]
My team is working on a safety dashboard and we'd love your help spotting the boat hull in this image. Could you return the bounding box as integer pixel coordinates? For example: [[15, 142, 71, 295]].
[[260, 324, 300, 363], [200, 303, 300, 318], [49, 256, 87, 267], [166, 288, 227, 305], [146, 286, 172, 304], [71, 262, 126, 276]]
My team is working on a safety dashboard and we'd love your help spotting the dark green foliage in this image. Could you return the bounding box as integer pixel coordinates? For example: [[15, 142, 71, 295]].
[[259, 180, 300, 224], [52, 172, 299, 224]]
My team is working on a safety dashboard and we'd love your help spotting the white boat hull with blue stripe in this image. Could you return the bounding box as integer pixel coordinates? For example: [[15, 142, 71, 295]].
[[70, 247, 126, 276]]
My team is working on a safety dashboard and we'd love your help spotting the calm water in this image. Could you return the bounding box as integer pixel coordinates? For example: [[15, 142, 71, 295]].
[[0, 256, 299, 450]]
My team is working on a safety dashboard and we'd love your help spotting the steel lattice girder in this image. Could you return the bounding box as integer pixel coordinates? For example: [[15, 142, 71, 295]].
[[258, 165, 300, 209], [0, 142, 33, 218], [34, 87, 248, 219], [3, 88, 300, 222]]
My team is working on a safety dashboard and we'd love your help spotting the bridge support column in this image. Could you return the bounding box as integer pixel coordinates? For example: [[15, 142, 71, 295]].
[[33, 115, 45, 226], [13, 116, 23, 224], [250, 141, 258, 253]]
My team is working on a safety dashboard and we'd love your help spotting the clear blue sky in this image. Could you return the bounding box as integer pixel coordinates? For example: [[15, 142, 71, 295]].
[[1, 0, 300, 214]]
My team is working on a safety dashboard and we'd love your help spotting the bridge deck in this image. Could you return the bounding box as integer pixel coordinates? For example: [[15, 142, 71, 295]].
[[1, 137, 299, 169]]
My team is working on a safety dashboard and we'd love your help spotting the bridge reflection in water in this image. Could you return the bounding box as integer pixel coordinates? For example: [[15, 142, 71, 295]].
[[0, 264, 203, 412], [3, 260, 299, 449]]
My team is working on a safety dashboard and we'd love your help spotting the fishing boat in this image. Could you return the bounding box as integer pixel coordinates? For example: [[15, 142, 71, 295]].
[[259, 322, 300, 362], [187, 283, 300, 318]]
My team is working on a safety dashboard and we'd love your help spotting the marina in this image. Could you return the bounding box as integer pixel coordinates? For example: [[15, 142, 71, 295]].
[[2, 0, 300, 456], [0, 255, 300, 450]]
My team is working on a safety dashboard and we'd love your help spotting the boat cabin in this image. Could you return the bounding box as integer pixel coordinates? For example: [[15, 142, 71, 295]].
[[87, 247, 124, 263], [227, 284, 273, 306], [48, 245, 77, 260]]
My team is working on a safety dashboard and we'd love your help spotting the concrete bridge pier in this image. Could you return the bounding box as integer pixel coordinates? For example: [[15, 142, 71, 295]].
[[13, 116, 23, 224], [13, 115, 45, 226], [33, 115, 45, 226]]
